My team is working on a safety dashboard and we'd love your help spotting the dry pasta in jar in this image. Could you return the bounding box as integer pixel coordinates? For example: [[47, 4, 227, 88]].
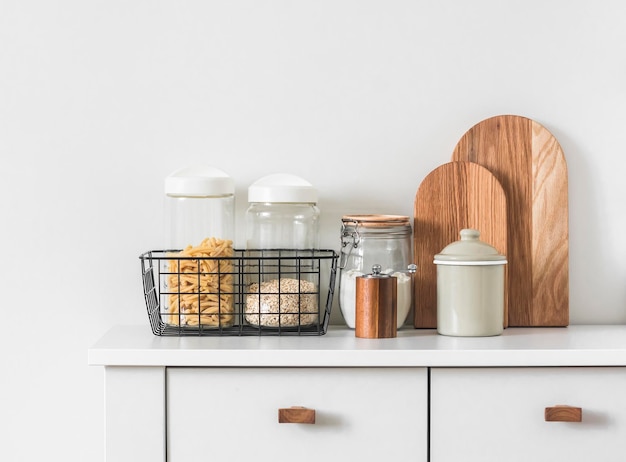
[[166, 237, 235, 327]]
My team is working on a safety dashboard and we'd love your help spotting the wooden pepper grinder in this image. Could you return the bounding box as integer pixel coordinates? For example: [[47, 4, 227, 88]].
[[355, 264, 398, 339]]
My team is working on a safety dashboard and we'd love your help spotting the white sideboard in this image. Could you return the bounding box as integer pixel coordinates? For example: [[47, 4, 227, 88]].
[[89, 325, 626, 462]]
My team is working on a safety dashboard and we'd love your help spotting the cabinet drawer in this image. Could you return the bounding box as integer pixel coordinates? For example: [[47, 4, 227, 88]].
[[167, 367, 427, 462], [431, 367, 626, 462]]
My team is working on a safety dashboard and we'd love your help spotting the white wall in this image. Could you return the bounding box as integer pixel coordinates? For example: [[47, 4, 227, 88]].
[[1, 1, 625, 460]]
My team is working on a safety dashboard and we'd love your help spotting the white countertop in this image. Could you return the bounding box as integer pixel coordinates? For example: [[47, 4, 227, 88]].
[[88, 324, 626, 367]]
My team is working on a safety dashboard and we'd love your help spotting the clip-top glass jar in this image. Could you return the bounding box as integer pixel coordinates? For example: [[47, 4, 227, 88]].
[[163, 165, 235, 329], [339, 215, 413, 329]]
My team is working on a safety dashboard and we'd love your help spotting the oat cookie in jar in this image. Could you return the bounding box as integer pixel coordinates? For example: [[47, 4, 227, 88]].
[[163, 165, 236, 328], [339, 215, 415, 329]]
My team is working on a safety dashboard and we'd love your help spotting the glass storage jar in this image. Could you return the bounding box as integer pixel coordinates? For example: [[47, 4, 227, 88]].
[[164, 165, 235, 249], [244, 174, 321, 328], [339, 215, 413, 329], [163, 165, 235, 329], [245, 173, 320, 250]]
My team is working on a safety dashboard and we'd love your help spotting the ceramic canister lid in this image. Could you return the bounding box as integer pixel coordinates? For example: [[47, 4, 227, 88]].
[[434, 229, 507, 266]]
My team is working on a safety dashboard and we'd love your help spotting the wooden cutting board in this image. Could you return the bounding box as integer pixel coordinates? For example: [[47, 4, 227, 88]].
[[413, 161, 507, 328], [452, 115, 569, 326]]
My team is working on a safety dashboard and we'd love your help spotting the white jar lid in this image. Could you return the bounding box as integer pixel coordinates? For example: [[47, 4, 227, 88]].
[[248, 173, 318, 203], [165, 165, 235, 197], [434, 229, 507, 266]]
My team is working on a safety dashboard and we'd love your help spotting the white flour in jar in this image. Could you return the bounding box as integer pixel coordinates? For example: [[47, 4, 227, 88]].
[[339, 269, 363, 329], [393, 271, 412, 328], [339, 269, 411, 329]]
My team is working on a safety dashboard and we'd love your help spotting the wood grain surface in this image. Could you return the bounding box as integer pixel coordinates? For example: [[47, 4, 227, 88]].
[[452, 115, 568, 327], [356, 277, 397, 338], [413, 161, 507, 328], [278, 407, 316, 424], [544, 405, 582, 422]]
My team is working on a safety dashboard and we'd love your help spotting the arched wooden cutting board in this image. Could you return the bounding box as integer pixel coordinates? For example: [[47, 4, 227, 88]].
[[414, 161, 507, 329], [452, 115, 569, 327]]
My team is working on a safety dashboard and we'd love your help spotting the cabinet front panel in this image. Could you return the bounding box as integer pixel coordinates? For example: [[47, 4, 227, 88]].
[[431, 367, 626, 462], [167, 367, 427, 462]]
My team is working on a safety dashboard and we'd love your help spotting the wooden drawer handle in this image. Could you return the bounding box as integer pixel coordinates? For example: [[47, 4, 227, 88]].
[[278, 406, 316, 424], [545, 405, 582, 422]]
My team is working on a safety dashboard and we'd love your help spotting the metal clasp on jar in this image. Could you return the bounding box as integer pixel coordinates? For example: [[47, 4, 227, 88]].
[[339, 221, 361, 270]]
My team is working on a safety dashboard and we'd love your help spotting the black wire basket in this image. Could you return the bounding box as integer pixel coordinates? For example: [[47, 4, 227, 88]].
[[140, 249, 338, 336]]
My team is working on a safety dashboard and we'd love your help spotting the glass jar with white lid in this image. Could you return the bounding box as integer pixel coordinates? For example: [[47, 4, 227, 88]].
[[244, 174, 321, 329], [163, 165, 236, 329], [164, 165, 235, 250], [245, 173, 320, 250]]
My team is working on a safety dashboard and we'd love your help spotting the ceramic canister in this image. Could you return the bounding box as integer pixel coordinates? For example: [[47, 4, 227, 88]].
[[434, 229, 507, 337]]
